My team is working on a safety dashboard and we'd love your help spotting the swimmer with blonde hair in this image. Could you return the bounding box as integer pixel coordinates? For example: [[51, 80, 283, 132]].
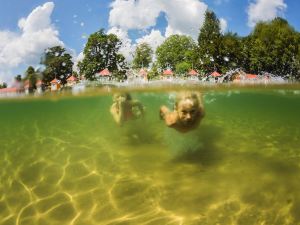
[[160, 92, 205, 133], [110, 93, 144, 125]]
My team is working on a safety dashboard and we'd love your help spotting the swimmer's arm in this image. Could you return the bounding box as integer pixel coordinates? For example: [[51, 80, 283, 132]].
[[160, 106, 178, 126], [164, 112, 179, 126], [110, 103, 124, 125], [159, 105, 170, 120]]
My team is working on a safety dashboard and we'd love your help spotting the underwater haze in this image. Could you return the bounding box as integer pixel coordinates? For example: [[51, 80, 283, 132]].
[[1, 87, 300, 225]]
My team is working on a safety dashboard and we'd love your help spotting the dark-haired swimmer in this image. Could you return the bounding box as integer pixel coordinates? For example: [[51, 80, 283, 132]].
[[110, 93, 144, 125], [160, 92, 205, 133]]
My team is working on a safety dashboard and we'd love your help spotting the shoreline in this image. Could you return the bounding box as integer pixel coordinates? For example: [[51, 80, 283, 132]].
[[1, 82, 300, 101]]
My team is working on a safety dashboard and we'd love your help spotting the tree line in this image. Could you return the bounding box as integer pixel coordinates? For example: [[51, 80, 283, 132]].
[[148, 11, 300, 80], [11, 9, 300, 90]]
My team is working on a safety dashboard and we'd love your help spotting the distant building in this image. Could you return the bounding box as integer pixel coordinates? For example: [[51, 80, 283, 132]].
[[262, 73, 271, 83], [11, 80, 24, 92], [231, 74, 241, 83], [66, 75, 77, 87], [187, 69, 199, 81], [162, 69, 174, 80], [229, 71, 258, 83], [24, 80, 32, 94], [207, 71, 222, 83], [246, 74, 258, 80], [36, 80, 44, 94], [96, 68, 112, 82], [50, 78, 61, 91], [139, 68, 148, 81], [0, 87, 19, 97]]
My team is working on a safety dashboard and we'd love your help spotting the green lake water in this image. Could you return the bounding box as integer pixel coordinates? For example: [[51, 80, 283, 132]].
[[1, 87, 300, 225]]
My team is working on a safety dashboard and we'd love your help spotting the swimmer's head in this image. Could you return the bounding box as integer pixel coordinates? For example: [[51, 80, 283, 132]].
[[175, 92, 203, 125], [113, 93, 132, 102]]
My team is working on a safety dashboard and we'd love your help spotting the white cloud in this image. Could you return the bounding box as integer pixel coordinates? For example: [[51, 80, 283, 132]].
[[109, 0, 162, 30], [136, 29, 165, 62], [107, 27, 134, 61], [220, 18, 228, 33], [0, 2, 64, 83], [136, 29, 165, 51], [18, 2, 54, 33], [163, 0, 207, 39], [247, 0, 287, 27], [109, 0, 208, 39], [106, 28, 165, 63], [73, 52, 84, 72]]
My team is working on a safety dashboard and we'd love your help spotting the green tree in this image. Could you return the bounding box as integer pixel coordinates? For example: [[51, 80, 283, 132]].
[[296, 38, 300, 79], [156, 34, 196, 71], [15, 75, 22, 82], [198, 10, 222, 73], [147, 63, 160, 80], [78, 29, 127, 81], [24, 66, 38, 91], [0, 82, 7, 89], [240, 36, 252, 72], [219, 32, 243, 72], [72, 71, 79, 78], [41, 46, 73, 84], [132, 43, 153, 69], [247, 18, 300, 77], [175, 62, 191, 75]]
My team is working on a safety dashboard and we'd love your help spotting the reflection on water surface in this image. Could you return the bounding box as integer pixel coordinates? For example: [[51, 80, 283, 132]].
[[1, 89, 300, 225]]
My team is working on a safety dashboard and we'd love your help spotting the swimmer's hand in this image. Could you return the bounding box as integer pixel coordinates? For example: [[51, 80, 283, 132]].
[[159, 106, 168, 119], [160, 105, 173, 120]]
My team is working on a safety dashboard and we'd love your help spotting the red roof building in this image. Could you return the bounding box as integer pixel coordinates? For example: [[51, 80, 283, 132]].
[[50, 78, 59, 84], [139, 68, 148, 77], [0, 87, 18, 93], [246, 74, 258, 79], [66, 75, 78, 87], [99, 68, 111, 76], [67, 75, 77, 82], [50, 78, 61, 91], [36, 80, 43, 86], [211, 71, 221, 77], [188, 69, 198, 76], [24, 80, 31, 89], [163, 69, 173, 76]]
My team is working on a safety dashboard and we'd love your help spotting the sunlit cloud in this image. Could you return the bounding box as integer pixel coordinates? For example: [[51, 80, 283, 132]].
[[136, 29, 165, 51], [109, 0, 162, 30], [247, 0, 287, 27], [220, 18, 228, 33], [0, 2, 64, 82], [109, 0, 207, 39]]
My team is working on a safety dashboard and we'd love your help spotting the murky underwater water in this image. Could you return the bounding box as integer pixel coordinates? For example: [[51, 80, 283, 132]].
[[1, 88, 300, 225]]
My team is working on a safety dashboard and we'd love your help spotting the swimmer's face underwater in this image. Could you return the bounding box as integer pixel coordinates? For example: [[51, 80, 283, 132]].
[[176, 98, 200, 125]]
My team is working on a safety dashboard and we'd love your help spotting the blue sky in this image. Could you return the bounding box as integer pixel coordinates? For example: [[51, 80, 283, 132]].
[[0, 0, 299, 83]]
